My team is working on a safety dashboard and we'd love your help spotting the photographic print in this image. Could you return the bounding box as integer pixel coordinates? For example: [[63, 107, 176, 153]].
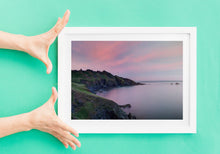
[[71, 41, 183, 120], [58, 27, 196, 133]]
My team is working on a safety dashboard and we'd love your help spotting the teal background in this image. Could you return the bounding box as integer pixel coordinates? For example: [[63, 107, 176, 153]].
[[0, 0, 219, 153]]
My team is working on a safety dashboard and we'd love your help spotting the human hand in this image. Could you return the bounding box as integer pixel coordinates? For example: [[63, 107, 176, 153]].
[[28, 87, 80, 150], [26, 10, 70, 74]]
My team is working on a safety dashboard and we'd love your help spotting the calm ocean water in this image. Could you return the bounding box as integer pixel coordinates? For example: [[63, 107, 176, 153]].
[[96, 81, 183, 119]]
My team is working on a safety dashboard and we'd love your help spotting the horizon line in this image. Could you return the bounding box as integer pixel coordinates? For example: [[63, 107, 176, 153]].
[[71, 69, 182, 82], [139, 80, 183, 82]]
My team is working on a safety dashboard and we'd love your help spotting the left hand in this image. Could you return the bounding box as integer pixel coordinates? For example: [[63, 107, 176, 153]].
[[28, 87, 81, 150]]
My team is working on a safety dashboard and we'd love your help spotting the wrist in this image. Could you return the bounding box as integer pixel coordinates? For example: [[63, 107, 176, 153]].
[[16, 35, 31, 54], [0, 31, 31, 54], [22, 112, 34, 131]]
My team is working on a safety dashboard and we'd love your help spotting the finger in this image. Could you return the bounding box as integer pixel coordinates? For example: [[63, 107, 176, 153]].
[[44, 17, 62, 43], [46, 58, 52, 74], [61, 131, 81, 148], [52, 133, 69, 148], [58, 137, 69, 148], [49, 17, 62, 33], [67, 140, 76, 150], [49, 87, 58, 104], [54, 9, 70, 35], [45, 10, 70, 44], [57, 119, 79, 137], [41, 56, 52, 75], [61, 9, 70, 25], [56, 17, 62, 24], [64, 143, 69, 149]]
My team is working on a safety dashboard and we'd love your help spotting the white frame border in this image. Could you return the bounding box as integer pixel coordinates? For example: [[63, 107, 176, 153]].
[[58, 27, 197, 133]]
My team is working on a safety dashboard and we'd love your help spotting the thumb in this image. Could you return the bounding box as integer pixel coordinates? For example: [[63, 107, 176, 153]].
[[45, 58, 53, 74], [49, 87, 58, 105]]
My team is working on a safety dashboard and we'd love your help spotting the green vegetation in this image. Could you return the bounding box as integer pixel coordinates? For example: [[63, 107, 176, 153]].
[[71, 69, 139, 119], [71, 84, 129, 119], [72, 69, 141, 93]]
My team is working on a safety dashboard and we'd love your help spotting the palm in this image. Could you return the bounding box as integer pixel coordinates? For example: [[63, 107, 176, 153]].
[[28, 10, 70, 74], [30, 87, 80, 150]]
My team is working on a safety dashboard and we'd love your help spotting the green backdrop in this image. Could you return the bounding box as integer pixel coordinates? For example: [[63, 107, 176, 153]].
[[0, 0, 219, 153]]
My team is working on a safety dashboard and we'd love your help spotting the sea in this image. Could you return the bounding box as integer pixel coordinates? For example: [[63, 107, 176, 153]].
[[96, 81, 183, 119]]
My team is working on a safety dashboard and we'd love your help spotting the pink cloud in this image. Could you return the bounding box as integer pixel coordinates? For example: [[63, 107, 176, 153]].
[[72, 41, 183, 81], [72, 41, 139, 62], [104, 44, 182, 69]]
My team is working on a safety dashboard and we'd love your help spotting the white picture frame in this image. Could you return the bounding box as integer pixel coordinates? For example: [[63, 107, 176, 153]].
[[58, 27, 197, 133]]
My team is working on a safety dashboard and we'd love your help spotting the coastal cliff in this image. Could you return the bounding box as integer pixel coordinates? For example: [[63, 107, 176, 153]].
[[72, 69, 142, 93], [71, 69, 140, 119]]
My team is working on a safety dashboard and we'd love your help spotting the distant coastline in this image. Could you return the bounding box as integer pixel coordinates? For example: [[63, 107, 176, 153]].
[[139, 80, 183, 83]]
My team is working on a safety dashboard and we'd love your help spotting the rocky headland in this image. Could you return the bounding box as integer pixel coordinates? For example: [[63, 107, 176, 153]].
[[71, 69, 142, 119], [72, 69, 142, 93]]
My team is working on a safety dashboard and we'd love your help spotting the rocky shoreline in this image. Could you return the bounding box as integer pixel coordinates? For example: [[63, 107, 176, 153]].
[[71, 69, 141, 119], [71, 88, 135, 119]]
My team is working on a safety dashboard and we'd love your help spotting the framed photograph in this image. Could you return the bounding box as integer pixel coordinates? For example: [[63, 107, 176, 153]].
[[58, 27, 196, 133]]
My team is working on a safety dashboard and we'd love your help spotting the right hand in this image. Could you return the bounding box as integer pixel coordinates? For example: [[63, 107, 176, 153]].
[[27, 10, 70, 74]]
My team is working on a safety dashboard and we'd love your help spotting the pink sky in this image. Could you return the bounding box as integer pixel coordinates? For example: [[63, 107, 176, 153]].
[[71, 41, 182, 81]]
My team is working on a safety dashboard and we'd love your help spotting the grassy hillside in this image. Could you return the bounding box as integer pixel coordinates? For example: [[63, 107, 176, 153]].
[[71, 69, 139, 119], [72, 69, 142, 93], [71, 82, 130, 119]]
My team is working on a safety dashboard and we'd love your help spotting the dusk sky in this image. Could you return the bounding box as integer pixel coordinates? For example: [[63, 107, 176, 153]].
[[71, 41, 182, 81]]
